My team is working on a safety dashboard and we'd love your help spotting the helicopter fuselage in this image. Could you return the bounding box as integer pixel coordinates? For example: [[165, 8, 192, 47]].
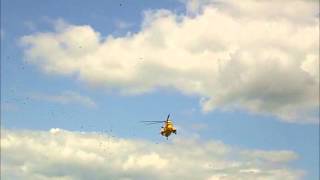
[[160, 120, 176, 137]]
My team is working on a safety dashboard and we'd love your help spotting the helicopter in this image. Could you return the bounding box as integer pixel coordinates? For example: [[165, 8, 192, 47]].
[[141, 114, 177, 139]]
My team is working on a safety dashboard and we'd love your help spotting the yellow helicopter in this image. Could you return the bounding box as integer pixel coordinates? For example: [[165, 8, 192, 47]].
[[141, 114, 177, 139]]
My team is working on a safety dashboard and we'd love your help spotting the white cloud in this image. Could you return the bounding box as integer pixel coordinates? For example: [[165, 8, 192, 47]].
[[241, 150, 298, 163], [114, 19, 133, 30], [20, 0, 319, 123], [1, 128, 304, 180], [24, 21, 37, 31], [31, 91, 96, 107]]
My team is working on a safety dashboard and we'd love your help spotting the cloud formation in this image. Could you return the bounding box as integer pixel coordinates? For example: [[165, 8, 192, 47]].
[[20, 0, 319, 123], [31, 91, 96, 107], [114, 19, 133, 30], [1, 128, 304, 180]]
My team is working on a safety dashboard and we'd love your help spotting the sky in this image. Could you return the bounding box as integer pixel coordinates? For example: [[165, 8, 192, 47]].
[[1, 0, 319, 179]]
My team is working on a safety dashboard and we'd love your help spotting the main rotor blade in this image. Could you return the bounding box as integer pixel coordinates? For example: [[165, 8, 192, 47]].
[[140, 121, 164, 126], [140, 121, 165, 123], [144, 123, 163, 125], [166, 114, 170, 122]]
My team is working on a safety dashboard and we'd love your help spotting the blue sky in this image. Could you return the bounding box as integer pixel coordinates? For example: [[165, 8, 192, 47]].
[[1, 0, 319, 179]]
